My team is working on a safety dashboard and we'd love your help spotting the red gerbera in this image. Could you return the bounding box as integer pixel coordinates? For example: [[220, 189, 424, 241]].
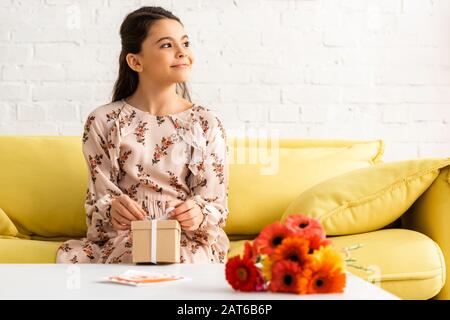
[[243, 240, 257, 263], [225, 255, 261, 292], [284, 214, 326, 240], [253, 222, 293, 255], [268, 260, 301, 294], [308, 231, 332, 253]]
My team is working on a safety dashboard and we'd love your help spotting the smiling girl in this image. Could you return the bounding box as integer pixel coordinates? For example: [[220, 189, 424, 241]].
[[56, 6, 230, 264]]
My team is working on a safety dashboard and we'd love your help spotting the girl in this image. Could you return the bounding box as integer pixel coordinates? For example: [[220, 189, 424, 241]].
[[56, 6, 230, 264]]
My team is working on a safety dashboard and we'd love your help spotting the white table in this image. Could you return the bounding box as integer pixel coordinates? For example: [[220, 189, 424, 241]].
[[0, 264, 399, 300]]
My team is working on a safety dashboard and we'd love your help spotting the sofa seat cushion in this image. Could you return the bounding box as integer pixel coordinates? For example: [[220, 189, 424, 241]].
[[0, 237, 62, 263], [228, 228, 445, 300]]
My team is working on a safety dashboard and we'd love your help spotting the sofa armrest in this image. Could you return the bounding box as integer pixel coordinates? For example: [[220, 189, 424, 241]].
[[401, 165, 450, 300]]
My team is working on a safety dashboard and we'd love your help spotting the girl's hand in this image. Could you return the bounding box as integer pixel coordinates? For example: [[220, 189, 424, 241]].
[[111, 194, 146, 231], [166, 199, 204, 231]]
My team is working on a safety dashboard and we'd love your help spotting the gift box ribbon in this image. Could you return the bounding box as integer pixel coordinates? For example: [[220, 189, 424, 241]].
[[145, 206, 176, 264]]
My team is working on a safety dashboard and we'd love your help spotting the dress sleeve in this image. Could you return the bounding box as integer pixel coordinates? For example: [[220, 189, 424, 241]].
[[186, 113, 230, 246], [82, 112, 123, 242]]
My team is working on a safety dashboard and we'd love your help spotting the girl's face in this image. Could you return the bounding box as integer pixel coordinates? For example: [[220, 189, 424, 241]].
[[126, 18, 194, 86]]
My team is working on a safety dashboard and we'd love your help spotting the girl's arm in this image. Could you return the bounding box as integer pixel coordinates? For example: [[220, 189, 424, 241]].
[[186, 113, 229, 246], [82, 111, 123, 242]]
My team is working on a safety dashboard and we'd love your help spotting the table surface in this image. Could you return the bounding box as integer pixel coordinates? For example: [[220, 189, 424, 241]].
[[0, 264, 400, 300]]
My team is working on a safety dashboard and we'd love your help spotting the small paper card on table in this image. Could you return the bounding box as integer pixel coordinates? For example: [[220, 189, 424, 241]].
[[105, 270, 191, 286]]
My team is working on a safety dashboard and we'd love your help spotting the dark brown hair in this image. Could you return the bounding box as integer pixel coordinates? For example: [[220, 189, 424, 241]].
[[111, 6, 192, 102]]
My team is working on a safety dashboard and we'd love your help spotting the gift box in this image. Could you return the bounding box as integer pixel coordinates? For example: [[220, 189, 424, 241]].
[[131, 219, 181, 264]]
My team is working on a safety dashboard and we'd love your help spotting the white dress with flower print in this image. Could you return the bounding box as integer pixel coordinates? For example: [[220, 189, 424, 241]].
[[56, 99, 230, 264]]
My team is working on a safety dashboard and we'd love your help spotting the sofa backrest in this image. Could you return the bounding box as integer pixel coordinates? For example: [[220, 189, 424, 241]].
[[226, 137, 384, 238], [0, 136, 384, 239], [0, 136, 87, 239]]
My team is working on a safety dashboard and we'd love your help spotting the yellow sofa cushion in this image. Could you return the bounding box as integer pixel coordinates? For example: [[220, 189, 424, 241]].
[[225, 138, 384, 236], [0, 236, 62, 263], [0, 136, 88, 238], [330, 229, 446, 300], [282, 157, 450, 236], [228, 229, 445, 300], [0, 208, 18, 237]]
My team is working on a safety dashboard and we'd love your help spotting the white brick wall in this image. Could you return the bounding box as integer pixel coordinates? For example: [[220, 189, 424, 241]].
[[0, 0, 449, 161]]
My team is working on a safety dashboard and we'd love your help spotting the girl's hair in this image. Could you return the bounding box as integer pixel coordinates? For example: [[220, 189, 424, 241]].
[[111, 6, 192, 103]]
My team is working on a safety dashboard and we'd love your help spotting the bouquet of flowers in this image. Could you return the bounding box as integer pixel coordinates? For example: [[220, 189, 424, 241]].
[[225, 214, 347, 294]]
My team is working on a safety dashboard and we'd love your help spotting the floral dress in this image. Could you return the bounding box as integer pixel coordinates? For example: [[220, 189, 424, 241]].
[[56, 99, 230, 264]]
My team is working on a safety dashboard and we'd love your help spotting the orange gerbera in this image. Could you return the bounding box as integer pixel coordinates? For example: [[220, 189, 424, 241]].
[[271, 236, 313, 268], [284, 214, 326, 240], [268, 260, 301, 294], [225, 255, 261, 292], [298, 246, 346, 294], [253, 222, 293, 255]]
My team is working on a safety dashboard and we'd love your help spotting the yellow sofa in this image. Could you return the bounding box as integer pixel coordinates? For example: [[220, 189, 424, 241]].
[[0, 135, 448, 300]]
